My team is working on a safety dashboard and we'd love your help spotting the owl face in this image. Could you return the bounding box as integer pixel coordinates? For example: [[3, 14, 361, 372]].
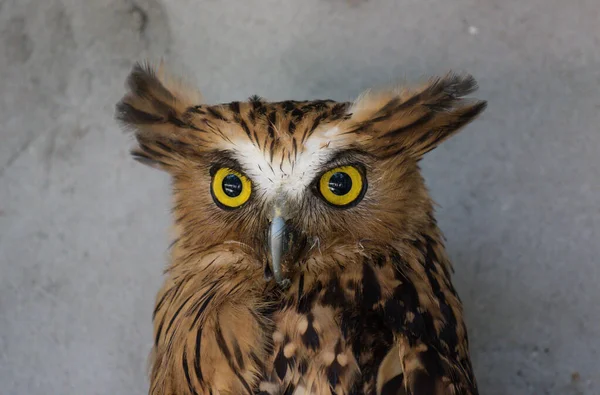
[[117, 64, 486, 283]]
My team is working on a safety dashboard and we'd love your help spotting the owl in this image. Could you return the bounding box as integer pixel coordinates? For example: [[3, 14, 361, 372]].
[[116, 63, 486, 395]]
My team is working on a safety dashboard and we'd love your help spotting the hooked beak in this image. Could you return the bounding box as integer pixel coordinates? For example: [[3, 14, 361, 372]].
[[268, 214, 289, 286]]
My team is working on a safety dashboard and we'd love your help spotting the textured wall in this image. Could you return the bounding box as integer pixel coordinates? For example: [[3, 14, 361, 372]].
[[1, 0, 599, 394]]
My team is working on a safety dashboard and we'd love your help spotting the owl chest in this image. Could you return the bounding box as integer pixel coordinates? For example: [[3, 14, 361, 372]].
[[261, 265, 397, 394]]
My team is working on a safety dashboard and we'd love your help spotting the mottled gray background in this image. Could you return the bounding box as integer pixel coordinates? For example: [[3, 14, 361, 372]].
[[1, 0, 599, 394]]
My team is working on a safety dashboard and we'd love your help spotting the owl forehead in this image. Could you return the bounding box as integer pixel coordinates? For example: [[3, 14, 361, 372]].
[[224, 129, 342, 200], [200, 99, 353, 200]]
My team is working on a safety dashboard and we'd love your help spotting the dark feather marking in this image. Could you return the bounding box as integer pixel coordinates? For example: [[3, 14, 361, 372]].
[[383, 298, 406, 333], [267, 111, 277, 138], [138, 142, 166, 160], [283, 384, 296, 395], [169, 274, 191, 309], [420, 237, 461, 351], [373, 97, 402, 119], [361, 262, 381, 307], [439, 301, 459, 354], [405, 312, 427, 346], [228, 101, 241, 114], [327, 360, 342, 387], [425, 268, 442, 297], [298, 359, 308, 375], [253, 130, 260, 146], [214, 323, 232, 363], [165, 292, 196, 335], [226, 280, 246, 297], [274, 345, 288, 380], [188, 105, 206, 114], [301, 313, 320, 350], [322, 277, 345, 308], [116, 102, 164, 125], [153, 140, 177, 154], [380, 373, 406, 395], [131, 151, 163, 167], [250, 308, 271, 336], [288, 120, 296, 135], [236, 371, 253, 393], [327, 340, 345, 386], [167, 237, 180, 250], [175, 212, 190, 224], [410, 369, 437, 395], [291, 108, 304, 119], [215, 322, 252, 394], [194, 326, 204, 385], [153, 286, 175, 319], [331, 102, 349, 117], [232, 339, 245, 370], [297, 285, 319, 314], [188, 279, 220, 315], [392, 269, 419, 309], [375, 76, 452, 121], [239, 119, 254, 145], [126, 63, 172, 98], [302, 114, 325, 143], [249, 351, 265, 374], [297, 274, 305, 303], [269, 139, 276, 163], [182, 348, 199, 395], [419, 311, 438, 346], [166, 112, 190, 128], [380, 112, 435, 139], [348, 381, 362, 395], [410, 102, 486, 155], [423, 234, 451, 278], [190, 289, 217, 329], [334, 338, 343, 354], [207, 107, 227, 121], [372, 253, 386, 267], [281, 100, 296, 112], [340, 310, 355, 340], [292, 138, 298, 161], [154, 318, 165, 346]]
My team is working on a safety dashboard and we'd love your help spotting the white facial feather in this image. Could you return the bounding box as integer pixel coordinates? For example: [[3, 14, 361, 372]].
[[225, 127, 343, 203]]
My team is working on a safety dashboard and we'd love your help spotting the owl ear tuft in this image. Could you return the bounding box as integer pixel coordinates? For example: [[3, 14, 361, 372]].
[[115, 61, 203, 170], [345, 73, 487, 159]]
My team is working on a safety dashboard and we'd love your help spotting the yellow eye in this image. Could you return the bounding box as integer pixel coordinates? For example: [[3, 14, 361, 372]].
[[211, 168, 252, 209], [318, 165, 366, 207]]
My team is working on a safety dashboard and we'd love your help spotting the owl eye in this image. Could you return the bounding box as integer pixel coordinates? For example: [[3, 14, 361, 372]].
[[317, 165, 366, 208], [211, 168, 252, 209]]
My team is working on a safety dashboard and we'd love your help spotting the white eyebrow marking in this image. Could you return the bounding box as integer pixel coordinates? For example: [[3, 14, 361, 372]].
[[223, 129, 340, 202]]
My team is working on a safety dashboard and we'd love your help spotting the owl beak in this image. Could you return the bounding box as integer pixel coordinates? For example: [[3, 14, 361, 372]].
[[268, 215, 289, 287]]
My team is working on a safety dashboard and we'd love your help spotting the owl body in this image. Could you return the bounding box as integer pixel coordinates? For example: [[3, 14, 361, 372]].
[[116, 64, 486, 394]]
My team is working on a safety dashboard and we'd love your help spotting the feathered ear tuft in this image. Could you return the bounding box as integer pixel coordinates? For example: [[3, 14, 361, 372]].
[[344, 73, 487, 159], [115, 61, 203, 170]]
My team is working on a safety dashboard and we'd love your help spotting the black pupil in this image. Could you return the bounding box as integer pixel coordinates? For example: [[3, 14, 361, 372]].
[[222, 174, 243, 197], [328, 172, 352, 196]]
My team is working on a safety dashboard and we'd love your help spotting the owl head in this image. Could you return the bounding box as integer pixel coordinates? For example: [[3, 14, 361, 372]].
[[116, 63, 486, 285]]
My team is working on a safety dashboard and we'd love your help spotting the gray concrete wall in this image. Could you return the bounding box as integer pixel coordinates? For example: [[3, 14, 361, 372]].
[[1, 0, 599, 394]]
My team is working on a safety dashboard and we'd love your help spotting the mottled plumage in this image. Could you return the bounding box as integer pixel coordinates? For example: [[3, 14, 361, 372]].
[[116, 62, 486, 395]]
